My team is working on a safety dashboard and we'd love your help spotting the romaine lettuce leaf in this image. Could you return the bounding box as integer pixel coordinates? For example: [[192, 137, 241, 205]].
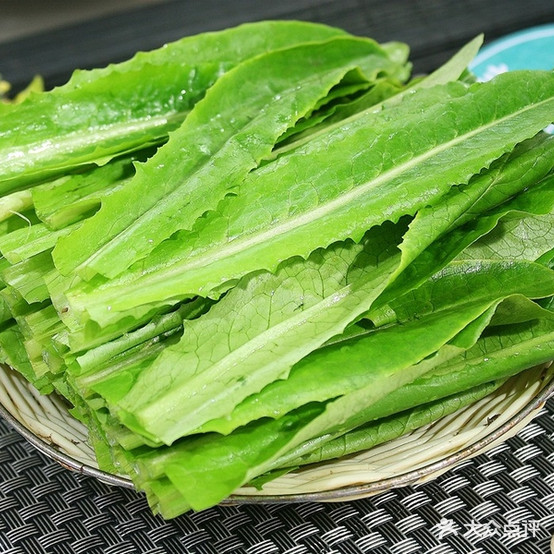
[[0, 21, 350, 194], [61, 71, 554, 328]]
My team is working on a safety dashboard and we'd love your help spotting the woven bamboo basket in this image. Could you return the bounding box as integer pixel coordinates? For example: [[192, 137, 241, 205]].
[[0, 362, 553, 505]]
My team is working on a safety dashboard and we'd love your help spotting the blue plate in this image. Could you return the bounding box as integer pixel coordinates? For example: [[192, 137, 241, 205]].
[[469, 23, 554, 81], [470, 24, 554, 134]]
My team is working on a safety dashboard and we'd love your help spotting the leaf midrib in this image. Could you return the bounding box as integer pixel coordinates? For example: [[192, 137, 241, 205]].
[[132, 97, 554, 284]]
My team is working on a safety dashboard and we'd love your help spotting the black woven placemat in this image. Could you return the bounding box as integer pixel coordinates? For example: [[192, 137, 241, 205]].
[[1, 399, 553, 554]]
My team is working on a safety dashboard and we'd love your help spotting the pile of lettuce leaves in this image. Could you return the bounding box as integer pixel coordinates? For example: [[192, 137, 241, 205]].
[[1, 20, 553, 518]]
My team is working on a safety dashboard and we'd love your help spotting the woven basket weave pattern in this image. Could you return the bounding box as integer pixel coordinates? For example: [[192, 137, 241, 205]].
[[0, 362, 553, 504]]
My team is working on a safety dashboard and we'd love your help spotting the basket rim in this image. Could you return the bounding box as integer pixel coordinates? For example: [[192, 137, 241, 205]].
[[0, 364, 553, 505]]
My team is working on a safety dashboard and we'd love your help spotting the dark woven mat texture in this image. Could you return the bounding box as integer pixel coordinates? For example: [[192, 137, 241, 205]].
[[0, 399, 553, 554]]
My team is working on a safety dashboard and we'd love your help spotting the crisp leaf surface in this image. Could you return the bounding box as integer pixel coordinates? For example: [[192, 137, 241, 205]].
[[63, 71, 554, 326]]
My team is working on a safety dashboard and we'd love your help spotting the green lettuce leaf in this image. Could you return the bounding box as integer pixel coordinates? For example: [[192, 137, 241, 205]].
[[54, 36, 407, 279], [257, 379, 502, 476], [195, 257, 554, 435], [31, 151, 145, 230], [128, 302, 496, 511], [280, 314, 554, 470], [106, 222, 405, 444], [0, 21, 349, 194], [61, 70, 554, 328]]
